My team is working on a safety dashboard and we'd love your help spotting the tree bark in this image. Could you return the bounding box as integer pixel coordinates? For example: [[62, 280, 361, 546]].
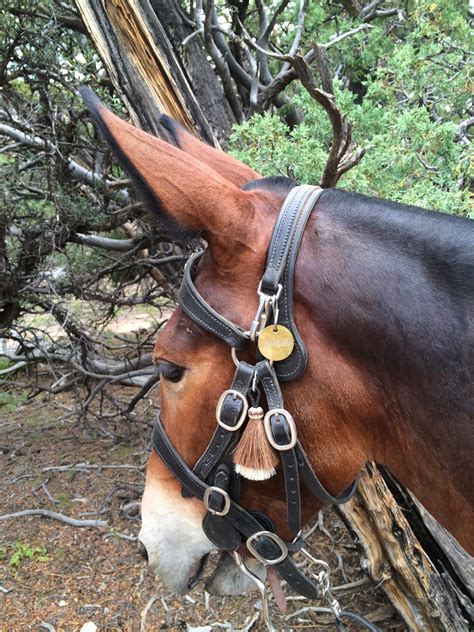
[[338, 464, 472, 630], [74, 0, 234, 144]]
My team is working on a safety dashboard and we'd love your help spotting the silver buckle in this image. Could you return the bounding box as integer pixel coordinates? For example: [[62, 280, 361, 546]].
[[216, 389, 248, 431], [246, 531, 288, 565], [203, 486, 231, 516], [263, 408, 297, 450]]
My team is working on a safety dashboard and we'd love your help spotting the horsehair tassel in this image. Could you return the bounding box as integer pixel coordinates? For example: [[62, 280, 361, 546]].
[[233, 406, 278, 481]]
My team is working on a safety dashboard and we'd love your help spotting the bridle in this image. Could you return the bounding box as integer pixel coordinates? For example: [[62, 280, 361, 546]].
[[152, 185, 379, 631]]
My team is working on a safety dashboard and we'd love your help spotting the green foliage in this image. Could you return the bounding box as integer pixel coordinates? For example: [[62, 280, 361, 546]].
[[6, 542, 50, 567], [230, 0, 472, 217], [0, 391, 27, 413], [57, 492, 72, 510], [0, 358, 13, 370]]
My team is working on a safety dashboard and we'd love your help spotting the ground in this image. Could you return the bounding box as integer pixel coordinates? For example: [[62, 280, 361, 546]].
[[0, 382, 407, 632]]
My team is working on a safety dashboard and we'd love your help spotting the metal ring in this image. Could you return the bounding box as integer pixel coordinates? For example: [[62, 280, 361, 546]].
[[300, 548, 331, 573], [231, 347, 239, 367], [203, 486, 231, 516], [246, 531, 288, 565], [263, 408, 297, 450], [216, 389, 248, 431]]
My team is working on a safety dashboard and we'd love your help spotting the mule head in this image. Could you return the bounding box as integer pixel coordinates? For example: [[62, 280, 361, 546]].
[[81, 90, 368, 594]]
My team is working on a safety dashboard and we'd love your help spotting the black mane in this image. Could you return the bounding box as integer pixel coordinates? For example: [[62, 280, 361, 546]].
[[241, 175, 296, 195]]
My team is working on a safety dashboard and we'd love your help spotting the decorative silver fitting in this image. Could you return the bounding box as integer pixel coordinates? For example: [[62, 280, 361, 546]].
[[246, 531, 288, 565], [249, 282, 283, 341], [203, 486, 231, 516], [216, 389, 248, 431], [263, 408, 297, 450]]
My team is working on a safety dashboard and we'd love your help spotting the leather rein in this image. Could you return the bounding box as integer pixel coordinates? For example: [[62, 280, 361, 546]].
[[152, 185, 379, 631]]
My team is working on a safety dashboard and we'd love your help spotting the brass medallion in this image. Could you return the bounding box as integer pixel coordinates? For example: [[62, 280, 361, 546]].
[[258, 325, 294, 361]]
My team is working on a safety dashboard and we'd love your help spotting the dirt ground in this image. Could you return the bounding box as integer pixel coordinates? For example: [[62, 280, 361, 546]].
[[1, 385, 406, 632]]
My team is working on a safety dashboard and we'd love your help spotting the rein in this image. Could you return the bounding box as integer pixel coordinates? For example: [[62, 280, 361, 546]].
[[152, 185, 379, 631]]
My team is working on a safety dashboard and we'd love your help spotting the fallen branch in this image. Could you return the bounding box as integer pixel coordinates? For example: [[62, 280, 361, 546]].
[[0, 361, 26, 376], [42, 462, 145, 472], [0, 509, 108, 528], [140, 595, 159, 632]]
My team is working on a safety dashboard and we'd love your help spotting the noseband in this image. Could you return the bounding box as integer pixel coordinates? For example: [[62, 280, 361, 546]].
[[152, 185, 378, 631]]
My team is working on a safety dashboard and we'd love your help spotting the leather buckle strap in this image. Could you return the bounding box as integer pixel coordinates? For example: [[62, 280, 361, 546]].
[[203, 486, 231, 516], [192, 361, 255, 482], [216, 389, 248, 431], [264, 409, 297, 450], [246, 531, 288, 565]]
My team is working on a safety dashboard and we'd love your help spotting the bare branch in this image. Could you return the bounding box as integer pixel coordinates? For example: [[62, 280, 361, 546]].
[[72, 233, 144, 252], [0, 122, 129, 203], [455, 117, 474, 146], [0, 361, 27, 376], [323, 24, 373, 49], [278, 0, 308, 76], [203, 0, 243, 122], [287, 54, 364, 187], [314, 45, 333, 94], [42, 463, 145, 473], [0, 509, 107, 528]]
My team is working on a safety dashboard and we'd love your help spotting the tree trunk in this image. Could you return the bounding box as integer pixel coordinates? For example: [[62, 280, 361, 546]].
[[74, 0, 234, 144], [75, 4, 473, 630], [338, 464, 473, 630]]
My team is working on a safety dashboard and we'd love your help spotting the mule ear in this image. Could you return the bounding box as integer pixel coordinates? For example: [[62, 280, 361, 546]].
[[80, 88, 260, 247], [160, 114, 261, 187]]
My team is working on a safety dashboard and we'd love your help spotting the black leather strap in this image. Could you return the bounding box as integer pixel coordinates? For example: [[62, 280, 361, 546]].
[[154, 415, 332, 595], [270, 186, 324, 381], [192, 361, 255, 482], [296, 442, 357, 505], [257, 360, 356, 508], [179, 249, 249, 350], [257, 361, 301, 535], [270, 415, 301, 535], [203, 464, 241, 551], [261, 186, 323, 294]]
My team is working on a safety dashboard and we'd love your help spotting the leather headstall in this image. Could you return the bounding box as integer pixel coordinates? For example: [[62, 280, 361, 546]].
[[151, 185, 373, 629]]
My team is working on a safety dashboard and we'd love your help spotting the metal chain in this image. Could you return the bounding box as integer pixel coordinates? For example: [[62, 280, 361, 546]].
[[301, 548, 342, 619], [230, 547, 379, 632]]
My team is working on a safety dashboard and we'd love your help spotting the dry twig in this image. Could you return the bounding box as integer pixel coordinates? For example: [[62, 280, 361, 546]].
[[0, 509, 107, 528]]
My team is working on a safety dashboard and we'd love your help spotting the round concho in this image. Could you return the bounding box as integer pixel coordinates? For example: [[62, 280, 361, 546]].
[[258, 325, 295, 362]]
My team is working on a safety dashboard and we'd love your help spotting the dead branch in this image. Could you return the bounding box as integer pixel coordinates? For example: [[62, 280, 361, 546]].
[[0, 509, 107, 528], [0, 122, 129, 203], [243, 29, 365, 187], [42, 462, 146, 473], [203, 0, 243, 123], [288, 54, 365, 187], [140, 595, 159, 632], [278, 0, 308, 76], [72, 234, 145, 252]]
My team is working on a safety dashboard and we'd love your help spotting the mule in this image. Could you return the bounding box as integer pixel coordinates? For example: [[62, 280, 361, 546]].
[[81, 89, 473, 596]]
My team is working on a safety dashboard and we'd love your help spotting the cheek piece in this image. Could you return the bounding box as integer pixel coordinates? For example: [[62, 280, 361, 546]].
[[152, 185, 378, 632]]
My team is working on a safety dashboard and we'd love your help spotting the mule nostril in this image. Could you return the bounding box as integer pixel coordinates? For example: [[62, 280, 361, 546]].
[[138, 541, 149, 562]]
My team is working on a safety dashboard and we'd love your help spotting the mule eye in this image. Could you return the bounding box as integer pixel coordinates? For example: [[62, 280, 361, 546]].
[[156, 361, 185, 383]]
